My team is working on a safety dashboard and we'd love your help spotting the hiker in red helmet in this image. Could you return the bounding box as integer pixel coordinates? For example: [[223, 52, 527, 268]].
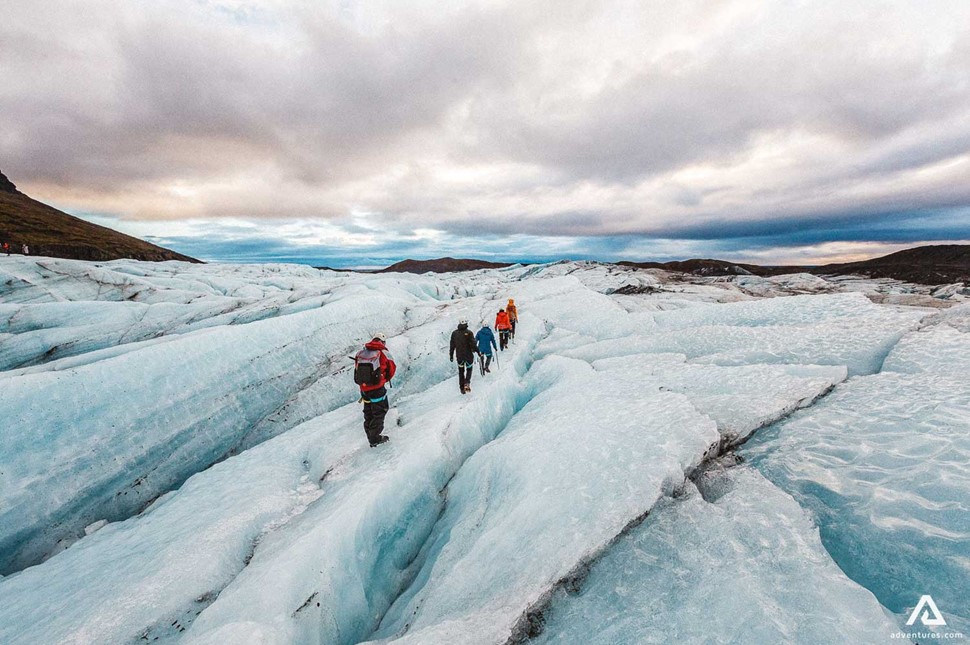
[[495, 309, 512, 351], [353, 332, 397, 447]]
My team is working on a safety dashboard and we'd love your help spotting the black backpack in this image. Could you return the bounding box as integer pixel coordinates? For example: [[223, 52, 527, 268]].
[[354, 349, 383, 386]]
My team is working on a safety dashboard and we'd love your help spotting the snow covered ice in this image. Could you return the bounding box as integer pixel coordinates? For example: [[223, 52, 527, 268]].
[[364, 356, 719, 645], [744, 321, 970, 636], [532, 466, 903, 644], [0, 255, 966, 644]]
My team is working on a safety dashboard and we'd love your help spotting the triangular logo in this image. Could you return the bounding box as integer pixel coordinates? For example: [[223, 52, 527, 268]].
[[905, 595, 947, 626]]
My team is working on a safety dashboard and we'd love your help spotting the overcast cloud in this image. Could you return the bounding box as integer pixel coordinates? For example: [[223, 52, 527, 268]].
[[3, 0, 970, 264]]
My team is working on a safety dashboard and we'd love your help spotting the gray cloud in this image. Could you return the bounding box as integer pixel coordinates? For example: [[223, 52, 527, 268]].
[[469, 4, 970, 184], [1, 1, 531, 187], [2, 0, 969, 261]]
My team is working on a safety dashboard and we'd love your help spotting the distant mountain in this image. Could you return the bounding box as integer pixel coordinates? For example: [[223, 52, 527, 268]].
[[380, 257, 512, 273], [814, 244, 970, 284], [0, 170, 199, 263], [378, 247, 969, 284], [619, 258, 765, 276], [621, 245, 970, 285]]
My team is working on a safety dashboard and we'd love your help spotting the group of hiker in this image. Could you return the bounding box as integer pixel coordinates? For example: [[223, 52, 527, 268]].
[[1, 242, 29, 256], [353, 298, 519, 447], [450, 298, 517, 394]]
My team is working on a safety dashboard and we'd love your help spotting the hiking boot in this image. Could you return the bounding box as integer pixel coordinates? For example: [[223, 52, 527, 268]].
[[369, 435, 389, 447]]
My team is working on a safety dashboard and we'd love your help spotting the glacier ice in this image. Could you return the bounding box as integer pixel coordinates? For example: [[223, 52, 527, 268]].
[[183, 316, 546, 645], [0, 301, 543, 644], [0, 403, 357, 644], [556, 292, 924, 376], [363, 355, 719, 644], [0, 293, 416, 574], [651, 292, 884, 329], [744, 323, 970, 634], [532, 467, 902, 644], [0, 256, 964, 644], [589, 353, 845, 444]]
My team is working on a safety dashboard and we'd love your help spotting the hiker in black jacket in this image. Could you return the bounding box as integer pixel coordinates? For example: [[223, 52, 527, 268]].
[[449, 319, 480, 394]]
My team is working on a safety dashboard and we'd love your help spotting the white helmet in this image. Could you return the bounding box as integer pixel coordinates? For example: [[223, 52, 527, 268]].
[[459, 319, 468, 325], [374, 332, 387, 342]]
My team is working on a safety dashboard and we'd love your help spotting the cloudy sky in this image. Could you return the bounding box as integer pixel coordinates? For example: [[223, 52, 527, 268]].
[[3, 0, 970, 266]]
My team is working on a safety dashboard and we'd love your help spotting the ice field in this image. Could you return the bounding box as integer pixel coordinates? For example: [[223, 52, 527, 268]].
[[0, 256, 967, 644]]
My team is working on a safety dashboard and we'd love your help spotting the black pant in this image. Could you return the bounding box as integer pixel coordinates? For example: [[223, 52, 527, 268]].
[[499, 330, 510, 350], [481, 353, 492, 373], [362, 388, 389, 444], [510, 319, 516, 338], [458, 362, 474, 390]]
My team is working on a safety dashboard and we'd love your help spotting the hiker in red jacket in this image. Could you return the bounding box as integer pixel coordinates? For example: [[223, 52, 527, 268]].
[[495, 309, 512, 351], [353, 333, 397, 447]]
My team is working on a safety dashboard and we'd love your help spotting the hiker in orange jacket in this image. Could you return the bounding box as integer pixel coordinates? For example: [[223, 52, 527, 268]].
[[495, 309, 512, 351], [506, 299, 518, 339]]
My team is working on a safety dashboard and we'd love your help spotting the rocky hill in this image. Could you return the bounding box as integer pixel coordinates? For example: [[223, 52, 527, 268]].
[[620, 245, 970, 285], [379, 246, 969, 285], [380, 257, 512, 273], [620, 258, 766, 276], [816, 245, 970, 284], [0, 170, 198, 263]]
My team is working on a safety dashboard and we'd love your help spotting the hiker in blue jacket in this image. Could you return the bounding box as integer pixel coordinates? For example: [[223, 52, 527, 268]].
[[476, 322, 498, 374]]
